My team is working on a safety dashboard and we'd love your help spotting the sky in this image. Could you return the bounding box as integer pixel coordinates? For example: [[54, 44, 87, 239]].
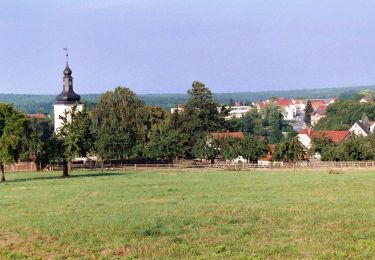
[[0, 0, 375, 94]]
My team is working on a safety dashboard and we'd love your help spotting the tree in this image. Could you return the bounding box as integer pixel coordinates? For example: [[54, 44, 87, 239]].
[[220, 137, 241, 161], [95, 128, 135, 162], [0, 104, 26, 182], [193, 134, 221, 164], [241, 135, 268, 162], [272, 137, 305, 162], [23, 117, 55, 171], [57, 106, 94, 176], [310, 136, 335, 161], [177, 81, 226, 157], [339, 134, 373, 161], [304, 100, 314, 127], [92, 87, 165, 160], [145, 119, 183, 161]]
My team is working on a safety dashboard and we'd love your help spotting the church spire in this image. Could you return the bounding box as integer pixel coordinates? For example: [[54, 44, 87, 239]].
[[55, 49, 81, 104]]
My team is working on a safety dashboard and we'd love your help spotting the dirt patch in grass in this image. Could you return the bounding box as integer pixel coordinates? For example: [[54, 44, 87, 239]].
[[0, 230, 91, 259]]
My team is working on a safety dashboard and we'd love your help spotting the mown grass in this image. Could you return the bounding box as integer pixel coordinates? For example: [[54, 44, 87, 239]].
[[1, 169, 375, 258]]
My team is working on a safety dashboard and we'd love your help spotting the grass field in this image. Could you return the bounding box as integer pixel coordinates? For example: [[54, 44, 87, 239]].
[[1, 169, 375, 259]]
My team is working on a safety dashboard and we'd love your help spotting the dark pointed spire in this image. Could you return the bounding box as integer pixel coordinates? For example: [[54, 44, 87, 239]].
[[56, 49, 81, 104]]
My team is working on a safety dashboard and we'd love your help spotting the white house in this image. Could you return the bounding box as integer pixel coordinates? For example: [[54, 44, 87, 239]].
[[298, 129, 350, 150], [349, 121, 369, 137]]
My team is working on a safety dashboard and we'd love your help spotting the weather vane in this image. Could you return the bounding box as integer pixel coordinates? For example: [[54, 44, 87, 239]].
[[63, 48, 69, 62]]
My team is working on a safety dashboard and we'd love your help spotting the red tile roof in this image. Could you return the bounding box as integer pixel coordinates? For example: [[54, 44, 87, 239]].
[[27, 113, 48, 119], [310, 100, 326, 110], [258, 144, 276, 161], [299, 129, 349, 143], [210, 132, 244, 140], [314, 105, 327, 116], [277, 99, 292, 107]]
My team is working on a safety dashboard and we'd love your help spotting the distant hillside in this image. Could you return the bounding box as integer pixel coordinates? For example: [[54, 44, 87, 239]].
[[1, 85, 373, 114]]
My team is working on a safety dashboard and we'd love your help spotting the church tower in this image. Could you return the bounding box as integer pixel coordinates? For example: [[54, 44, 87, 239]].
[[54, 52, 83, 132]]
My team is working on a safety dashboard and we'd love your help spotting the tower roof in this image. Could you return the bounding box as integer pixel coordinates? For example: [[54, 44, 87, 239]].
[[63, 62, 72, 76], [56, 61, 81, 105]]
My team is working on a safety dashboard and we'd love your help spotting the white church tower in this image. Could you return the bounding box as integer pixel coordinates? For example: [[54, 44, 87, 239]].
[[54, 52, 83, 132]]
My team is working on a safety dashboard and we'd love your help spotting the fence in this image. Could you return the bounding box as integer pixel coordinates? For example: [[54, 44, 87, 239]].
[[5, 162, 37, 172], [7, 161, 375, 173], [57, 161, 375, 172]]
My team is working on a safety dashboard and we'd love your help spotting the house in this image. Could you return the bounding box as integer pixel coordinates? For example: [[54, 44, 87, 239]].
[[293, 99, 306, 111], [311, 106, 327, 126], [298, 128, 350, 149], [370, 122, 375, 133], [224, 105, 252, 119], [276, 98, 297, 120], [171, 104, 184, 114], [360, 96, 372, 104], [349, 121, 369, 137], [310, 100, 326, 110], [323, 98, 336, 106]]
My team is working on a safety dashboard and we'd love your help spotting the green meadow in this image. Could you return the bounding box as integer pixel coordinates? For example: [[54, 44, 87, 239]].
[[1, 169, 375, 259]]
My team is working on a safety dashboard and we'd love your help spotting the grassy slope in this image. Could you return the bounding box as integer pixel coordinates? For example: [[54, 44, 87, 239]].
[[1, 170, 375, 259]]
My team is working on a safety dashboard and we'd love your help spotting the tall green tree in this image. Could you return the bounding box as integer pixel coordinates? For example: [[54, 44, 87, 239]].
[[178, 81, 226, 157], [0, 104, 26, 182], [57, 106, 94, 176], [23, 118, 55, 171], [92, 87, 165, 160], [304, 100, 314, 127]]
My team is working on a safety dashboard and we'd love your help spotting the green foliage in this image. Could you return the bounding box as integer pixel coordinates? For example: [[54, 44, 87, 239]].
[[304, 100, 314, 126], [311, 134, 374, 161], [57, 106, 94, 162], [220, 137, 242, 161], [272, 137, 305, 162], [145, 119, 183, 161], [0, 106, 26, 162], [95, 129, 135, 160], [315, 99, 375, 130], [240, 135, 268, 162], [193, 134, 220, 163], [263, 104, 284, 144], [340, 135, 373, 161], [22, 118, 57, 170], [0, 104, 27, 181], [177, 81, 226, 157], [92, 87, 166, 160]]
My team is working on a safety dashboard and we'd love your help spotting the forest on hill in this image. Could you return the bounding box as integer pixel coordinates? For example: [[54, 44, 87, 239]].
[[1, 84, 374, 114]]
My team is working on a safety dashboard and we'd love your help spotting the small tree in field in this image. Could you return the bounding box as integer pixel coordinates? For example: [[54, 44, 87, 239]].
[[0, 104, 26, 182], [57, 106, 94, 177]]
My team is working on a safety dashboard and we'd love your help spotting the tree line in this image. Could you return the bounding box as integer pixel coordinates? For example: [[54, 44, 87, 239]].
[[0, 82, 297, 182]]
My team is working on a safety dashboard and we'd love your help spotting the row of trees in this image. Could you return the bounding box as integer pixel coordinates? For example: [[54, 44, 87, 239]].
[[0, 82, 292, 182], [311, 134, 375, 161]]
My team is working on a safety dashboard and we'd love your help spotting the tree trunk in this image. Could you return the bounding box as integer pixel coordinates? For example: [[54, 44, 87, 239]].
[[62, 160, 69, 177], [68, 161, 72, 173], [0, 162, 5, 182]]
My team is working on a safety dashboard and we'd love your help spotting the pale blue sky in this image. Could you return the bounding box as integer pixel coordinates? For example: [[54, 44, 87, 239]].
[[0, 0, 374, 94]]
